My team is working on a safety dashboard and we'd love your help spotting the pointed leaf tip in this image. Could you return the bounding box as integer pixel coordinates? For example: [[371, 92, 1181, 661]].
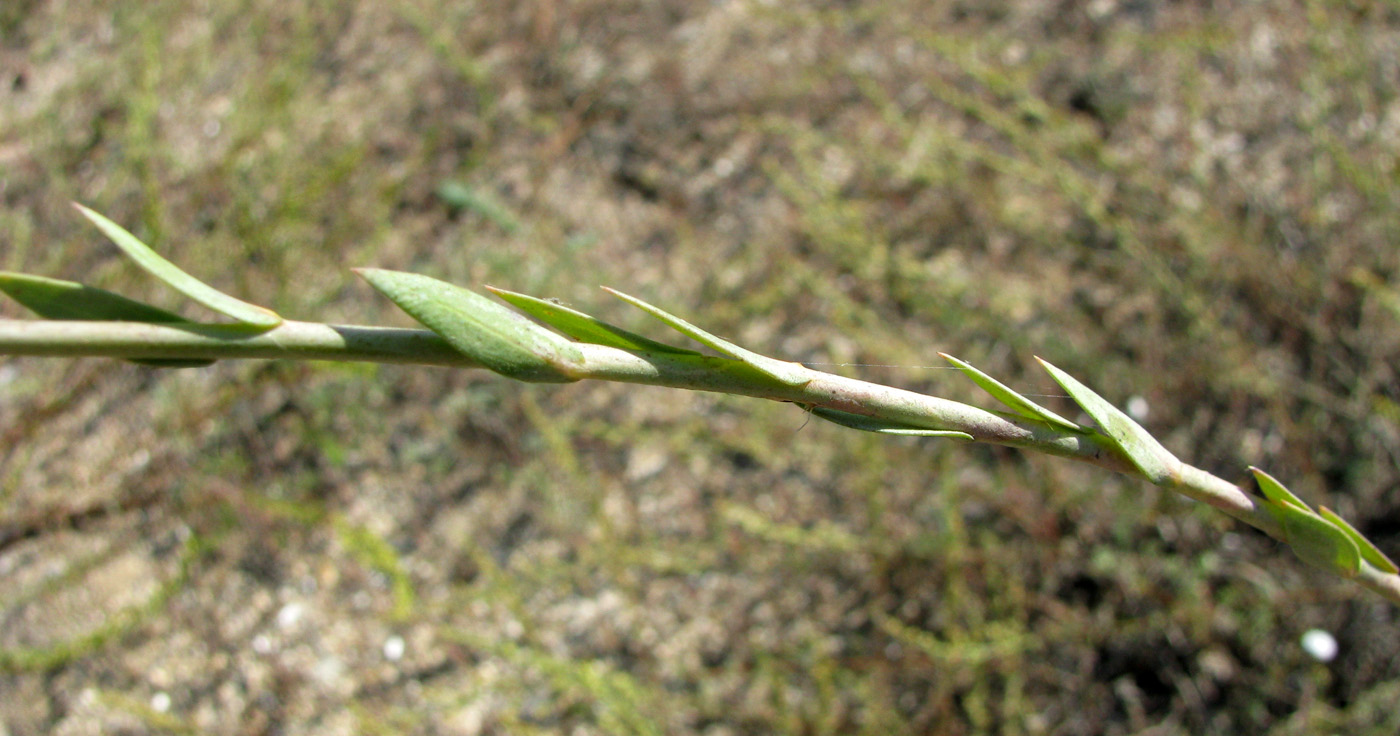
[[73, 203, 281, 331], [1249, 467, 1312, 512], [940, 353, 1084, 433], [486, 286, 700, 355], [601, 286, 810, 386], [809, 407, 973, 440], [1035, 357, 1180, 483]]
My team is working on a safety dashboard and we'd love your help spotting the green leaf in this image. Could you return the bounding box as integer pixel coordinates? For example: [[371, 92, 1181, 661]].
[[1249, 467, 1312, 512], [602, 287, 810, 386], [1036, 358, 1180, 483], [356, 268, 582, 383], [940, 353, 1085, 432], [1318, 505, 1399, 574], [0, 272, 188, 323], [0, 271, 214, 368], [1248, 468, 1362, 578], [810, 406, 973, 440], [486, 287, 700, 355], [73, 203, 282, 331], [1263, 501, 1362, 578]]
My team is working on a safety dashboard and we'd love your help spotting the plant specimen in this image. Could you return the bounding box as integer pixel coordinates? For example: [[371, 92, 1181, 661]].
[[3, 205, 1396, 605]]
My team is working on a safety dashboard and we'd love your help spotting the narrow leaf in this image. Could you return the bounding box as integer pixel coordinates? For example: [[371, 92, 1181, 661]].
[[940, 353, 1084, 432], [1, 272, 188, 323], [486, 287, 700, 355], [357, 268, 582, 383], [1263, 501, 1362, 578], [73, 203, 281, 331], [602, 287, 810, 386], [1318, 506, 1399, 574], [1036, 358, 1180, 483], [0, 272, 214, 367], [1249, 467, 1312, 512], [810, 407, 973, 440], [876, 428, 977, 439]]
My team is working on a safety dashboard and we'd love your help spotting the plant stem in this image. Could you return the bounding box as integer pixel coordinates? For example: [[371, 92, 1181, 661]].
[[4, 316, 1396, 605], [0, 318, 473, 366], [0, 317, 1253, 504]]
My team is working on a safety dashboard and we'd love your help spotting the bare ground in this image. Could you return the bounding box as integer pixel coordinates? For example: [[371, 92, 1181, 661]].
[[4, 2, 1400, 734]]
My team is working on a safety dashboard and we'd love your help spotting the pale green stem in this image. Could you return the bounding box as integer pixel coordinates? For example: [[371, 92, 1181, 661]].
[[3, 317, 1397, 605], [0, 318, 472, 366]]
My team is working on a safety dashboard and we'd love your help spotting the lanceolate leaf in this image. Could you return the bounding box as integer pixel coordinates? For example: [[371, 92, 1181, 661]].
[[487, 286, 701, 355], [602, 287, 811, 387], [0, 272, 214, 367], [1263, 501, 1362, 578], [0, 272, 190, 323], [1319, 505, 1399, 574], [1036, 358, 1180, 483], [940, 353, 1085, 433], [73, 203, 282, 331], [810, 406, 974, 440], [1247, 468, 1361, 577], [357, 268, 582, 383]]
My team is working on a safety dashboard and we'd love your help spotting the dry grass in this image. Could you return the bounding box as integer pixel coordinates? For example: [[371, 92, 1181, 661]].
[[4, 1, 1400, 734]]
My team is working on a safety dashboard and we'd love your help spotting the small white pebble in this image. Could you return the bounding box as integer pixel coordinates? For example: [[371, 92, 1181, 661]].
[[251, 634, 274, 655], [1301, 629, 1338, 662], [383, 635, 406, 662], [313, 656, 344, 684], [150, 691, 171, 713], [1125, 395, 1150, 421], [276, 602, 304, 630]]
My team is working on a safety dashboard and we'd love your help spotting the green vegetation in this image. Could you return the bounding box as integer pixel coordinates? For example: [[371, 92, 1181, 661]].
[[5, 208, 1398, 601], [4, 1, 1400, 734]]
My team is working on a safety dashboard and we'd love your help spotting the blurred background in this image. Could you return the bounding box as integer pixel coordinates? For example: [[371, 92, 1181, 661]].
[[4, 1, 1400, 734]]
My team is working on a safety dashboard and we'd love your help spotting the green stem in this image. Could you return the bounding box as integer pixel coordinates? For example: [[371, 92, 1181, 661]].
[[0, 318, 1124, 466], [0, 319, 1143, 474], [0, 318, 472, 366], [4, 316, 1397, 605]]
